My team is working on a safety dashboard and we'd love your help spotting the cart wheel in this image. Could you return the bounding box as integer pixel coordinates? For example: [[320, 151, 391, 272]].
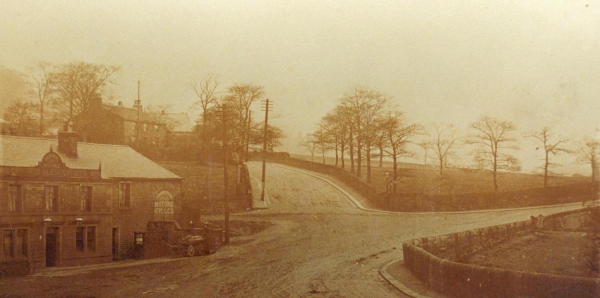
[[186, 245, 195, 257]]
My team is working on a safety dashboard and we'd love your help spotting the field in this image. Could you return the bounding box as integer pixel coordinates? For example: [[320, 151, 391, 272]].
[[292, 154, 589, 196], [465, 232, 598, 278]]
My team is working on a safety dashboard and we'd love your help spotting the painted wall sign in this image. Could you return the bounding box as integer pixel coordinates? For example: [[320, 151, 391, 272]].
[[153, 190, 175, 220]]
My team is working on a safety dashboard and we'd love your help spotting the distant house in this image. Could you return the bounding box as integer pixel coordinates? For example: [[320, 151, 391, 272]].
[[0, 127, 183, 274], [150, 111, 195, 134], [73, 95, 168, 149], [150, 111, 199, 161]]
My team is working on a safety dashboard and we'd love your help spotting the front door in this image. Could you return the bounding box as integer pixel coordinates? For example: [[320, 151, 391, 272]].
[[45, 228, 59, 267], [112, 228, 119, 261]]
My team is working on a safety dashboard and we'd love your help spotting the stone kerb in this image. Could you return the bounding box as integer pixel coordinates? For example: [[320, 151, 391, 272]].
[[402, 209, 600, 297]]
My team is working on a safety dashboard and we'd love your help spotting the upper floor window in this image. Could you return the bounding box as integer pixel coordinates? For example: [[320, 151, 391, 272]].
[[154, 125, 159, 132], [80, 186, 92, 212], [119, 183, 131, 208], [8, 185, 22, 212], [45, 185, 59, 212], [143, 123, 147, 132]]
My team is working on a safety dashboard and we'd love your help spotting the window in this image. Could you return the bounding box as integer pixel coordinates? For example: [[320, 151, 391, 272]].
[[143, 123, 147, 132], [80, 186, 92, 212], [135, 233, 143, 245], [76, 227, 85, 252], [154, 125, 159, 132], [45, 185, 59, 212], [2, 229, 28, 258], [119, 183, 131, 207], [87, 227, 96, 252], [75, 226, 95, 253], [8, 185, 22, 212]]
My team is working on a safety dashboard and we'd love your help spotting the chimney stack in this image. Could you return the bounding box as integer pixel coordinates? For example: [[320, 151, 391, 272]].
[[118, 101, 123, 106], [58, 121, 78, 158]]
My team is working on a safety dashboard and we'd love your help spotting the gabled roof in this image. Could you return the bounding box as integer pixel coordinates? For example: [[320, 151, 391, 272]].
[[103, 104, 165, 125], [150, 112, 195, 132], [0, 135, 181, 180]]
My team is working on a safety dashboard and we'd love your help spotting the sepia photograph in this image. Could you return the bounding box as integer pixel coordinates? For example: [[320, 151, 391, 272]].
[[0, 1, 599, 297]]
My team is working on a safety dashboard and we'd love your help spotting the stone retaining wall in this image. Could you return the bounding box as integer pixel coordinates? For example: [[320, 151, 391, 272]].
[[403, 208, 600, 297]]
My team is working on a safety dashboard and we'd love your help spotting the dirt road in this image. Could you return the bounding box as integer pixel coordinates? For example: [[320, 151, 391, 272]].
[[0, 162, 586, 298]]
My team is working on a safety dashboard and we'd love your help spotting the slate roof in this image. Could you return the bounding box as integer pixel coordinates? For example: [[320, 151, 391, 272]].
[[0, 135, 181, 180], [103, 105, 165, 125], [150, 112, 195, 132]]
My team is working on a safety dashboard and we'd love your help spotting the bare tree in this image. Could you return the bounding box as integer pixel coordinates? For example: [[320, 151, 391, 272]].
[[51, 62, 119, 121], [222, 83, 264, 154], [303, 134, 318, 162], [577, 139, 600, 183], [312, 127, 333, 165], [30, 62, 55, 135], [342, 86, 388, 183], [0, 66, 32, 114], [381, 111, 421, 193], [416, 141, 432, 165], [2, 101, 38, 136], [191, 74, 220, 127], [468, 116, 520, 192], [191, 74, 221, 160], [430, 123, 460, 177], [525, 127, 571, 188]]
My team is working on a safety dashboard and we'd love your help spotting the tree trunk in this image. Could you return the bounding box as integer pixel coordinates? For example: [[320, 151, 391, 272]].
[[544, 152, 549, 188], [439, 157, 443, 177], [379, 144, 383, 167], [322, 145, 326, 164], [357, 139, 362, 178], [349, 126, 355, 174], [366, 141, 372, 183], [493, 159, 498, 192], [335, 138, 339, 167], [39, 102, 44, 136], [340, 133, 346, 169], [392, 149, 398, 194]]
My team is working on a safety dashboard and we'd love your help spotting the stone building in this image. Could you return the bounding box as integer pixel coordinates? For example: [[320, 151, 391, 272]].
[[73, 95, 168, 149], [0, 128, 183, 275]]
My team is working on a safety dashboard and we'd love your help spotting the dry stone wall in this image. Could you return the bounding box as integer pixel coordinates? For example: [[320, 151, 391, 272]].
[[403, 208, 600, 298]]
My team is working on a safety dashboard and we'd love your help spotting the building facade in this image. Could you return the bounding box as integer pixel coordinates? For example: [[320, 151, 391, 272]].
[[0, 130, 183, 275], [73, 95, 168, 150]]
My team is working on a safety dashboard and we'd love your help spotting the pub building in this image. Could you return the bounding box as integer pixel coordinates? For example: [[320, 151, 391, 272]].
[[0, 125, 183, 275]]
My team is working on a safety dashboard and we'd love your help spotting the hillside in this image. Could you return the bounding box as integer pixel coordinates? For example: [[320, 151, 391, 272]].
[[291, 154, 589, 196]]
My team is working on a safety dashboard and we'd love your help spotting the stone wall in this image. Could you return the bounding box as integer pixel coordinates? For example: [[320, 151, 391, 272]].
[[403, 208, 600, 297], [158, 162, 252, 216]]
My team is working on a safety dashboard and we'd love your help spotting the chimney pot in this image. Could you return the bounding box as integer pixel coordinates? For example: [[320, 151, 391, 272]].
[[118, 101, 123, 106]]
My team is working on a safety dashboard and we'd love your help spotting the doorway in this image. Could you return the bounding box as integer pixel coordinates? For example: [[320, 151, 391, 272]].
[[45, 227, 59, 267], [112, 228, 119, 261]]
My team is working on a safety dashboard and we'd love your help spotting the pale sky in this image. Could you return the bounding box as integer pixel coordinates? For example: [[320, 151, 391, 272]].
[[1, 0, 599, 174]]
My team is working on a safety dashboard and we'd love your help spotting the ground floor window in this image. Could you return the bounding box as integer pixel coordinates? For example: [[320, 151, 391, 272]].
[[2, 229, 28, 259], [75, 226, 96, 253]]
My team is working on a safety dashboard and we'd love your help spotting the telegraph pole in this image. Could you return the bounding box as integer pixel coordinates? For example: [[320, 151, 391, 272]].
[[136, 80, 140, 148], [245, 110, 252, 162], [220, 104, 230, 244], [260, 99, 272, 202]]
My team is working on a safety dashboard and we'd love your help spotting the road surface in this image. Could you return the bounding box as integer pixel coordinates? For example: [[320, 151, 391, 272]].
[[0, 162, 586, 297]]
